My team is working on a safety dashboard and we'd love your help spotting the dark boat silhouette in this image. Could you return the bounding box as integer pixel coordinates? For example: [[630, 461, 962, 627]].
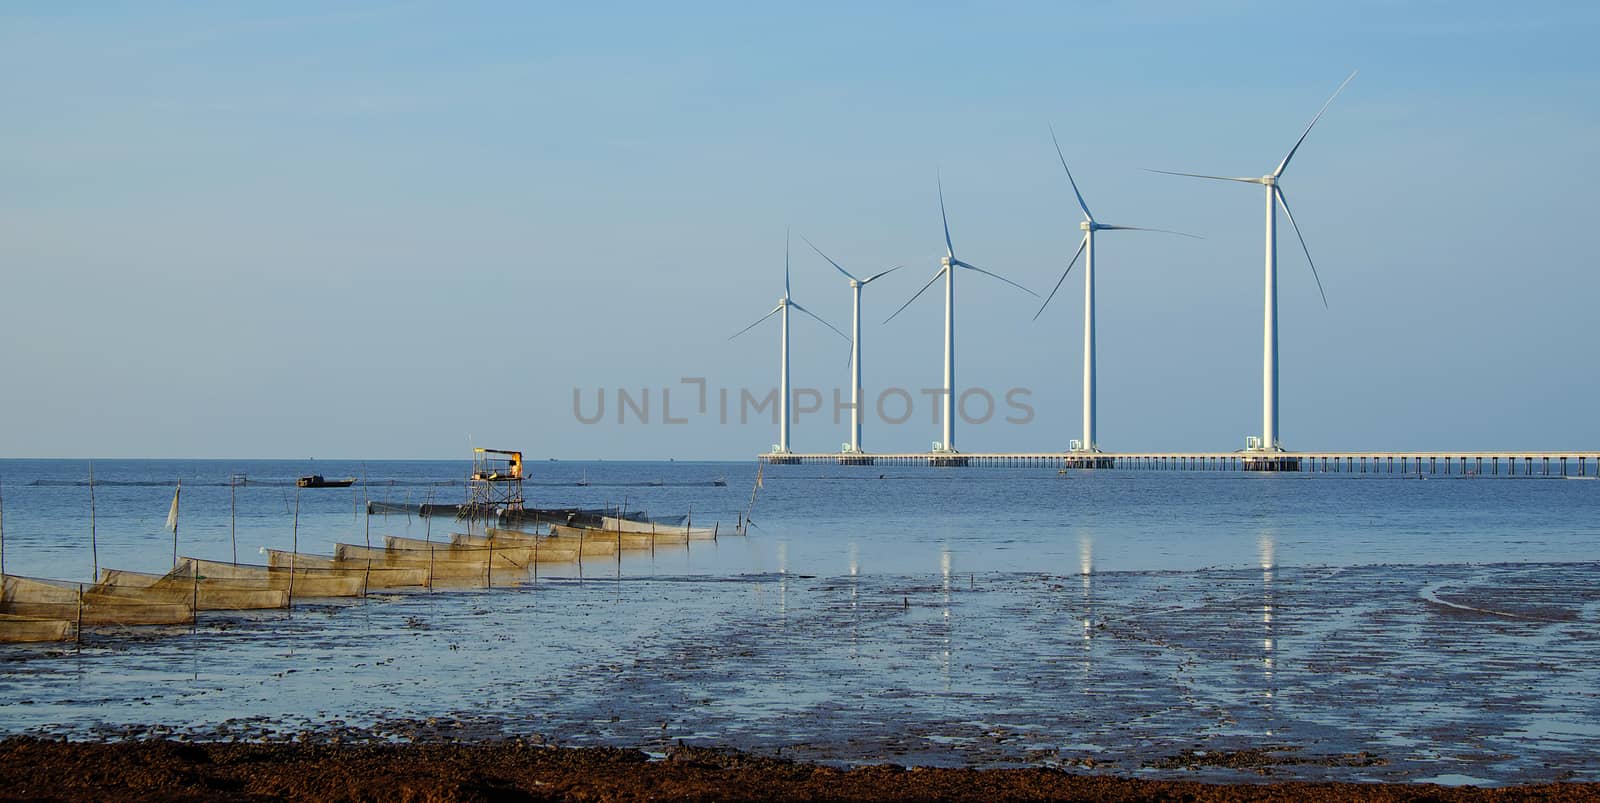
[[296, 475, 356, 489]]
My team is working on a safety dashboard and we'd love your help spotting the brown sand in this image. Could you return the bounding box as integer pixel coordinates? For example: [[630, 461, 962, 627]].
[[0, 738, 1595, 802]]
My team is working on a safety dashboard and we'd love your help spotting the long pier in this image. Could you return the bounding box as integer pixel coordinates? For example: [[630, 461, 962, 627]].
[[759, 451, 1600, 476]]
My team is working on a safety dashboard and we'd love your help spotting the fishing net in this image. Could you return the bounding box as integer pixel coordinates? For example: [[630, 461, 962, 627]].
[[598, 516, 720, 540], [0, 611, 73, 643], [451, 532, 580, 563], [262, 550, 429, 588], [178, 558, 366, 598], [98, 567, 289, 611], [2, 573, 193, 627]]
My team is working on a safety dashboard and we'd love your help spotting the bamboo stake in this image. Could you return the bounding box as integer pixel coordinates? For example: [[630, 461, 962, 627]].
[[230, 472, 238, 565], [88, 461, 98, 580], [363, 467, 371, 549], [289, 489, 299, 616]]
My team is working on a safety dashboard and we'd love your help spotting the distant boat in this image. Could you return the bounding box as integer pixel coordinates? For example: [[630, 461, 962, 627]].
[[297, 475, 355, 489]]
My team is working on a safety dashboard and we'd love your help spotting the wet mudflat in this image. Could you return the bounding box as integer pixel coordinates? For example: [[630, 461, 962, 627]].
[[4, 739, 1599, 802], [3, 560, 1597, 787]]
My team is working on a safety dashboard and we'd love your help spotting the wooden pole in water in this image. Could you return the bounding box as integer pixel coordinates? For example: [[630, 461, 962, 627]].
[[424, 489, 435, 544], [88, 461, 98, 580], [75, 583, 84, 646], [363, 468, 371, 549], [289, 488, 298, 616], [230, 472, 238, 565]]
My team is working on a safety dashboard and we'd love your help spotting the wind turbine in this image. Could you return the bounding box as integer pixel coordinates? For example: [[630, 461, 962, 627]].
[[801, 235, 899, 455], [730, 229, 849, 454], [1151, 71, 1355, 454], [1034, 128, 1198, 456], [886, 176, 1037, 454]]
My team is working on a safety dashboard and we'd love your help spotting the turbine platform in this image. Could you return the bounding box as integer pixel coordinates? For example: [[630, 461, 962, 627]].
[[1063, 453, 1116, 470], [837, 454, 876, 466], [1242, 453, 1301, 472]]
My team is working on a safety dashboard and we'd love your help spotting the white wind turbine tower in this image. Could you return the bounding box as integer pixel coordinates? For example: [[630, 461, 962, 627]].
[[730, 230, 849, 455], [886, 176, 1037, 455], [1034, 128, 1198, 459], [1152, 72, 1355, 461], [801, 236, 899, 455]]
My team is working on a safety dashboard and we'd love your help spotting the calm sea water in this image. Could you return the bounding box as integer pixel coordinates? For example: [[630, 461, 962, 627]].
[[1, 458, 1597, 784]]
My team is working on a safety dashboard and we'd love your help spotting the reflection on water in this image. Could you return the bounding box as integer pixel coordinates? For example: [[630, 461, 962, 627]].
[[1079, 532, 1094, 681], [1259, 529, 1277, 734], [940, 547, 953, 689]]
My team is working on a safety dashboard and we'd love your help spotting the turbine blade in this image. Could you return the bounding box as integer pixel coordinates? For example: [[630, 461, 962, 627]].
[[788, 300, 850, 342], [937, 172, 955, 258], [1144, 169, 1261, 184], [861, 265, 902, 285], [1274, 70, 1357, 178], [784, 227, 792, 298], [884, 267, 947, 324], [1049, 124, 1093, 221], [801, 234, 858, 282], [953, 259, 1038, 297], [1274, 188, 1328, 308], [728, 304, 783, 340], [1097, 224, 1203, 239], [1033, 235, 1088, 321]]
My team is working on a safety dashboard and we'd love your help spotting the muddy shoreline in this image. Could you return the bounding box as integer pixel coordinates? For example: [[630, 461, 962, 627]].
[[2, 738, 1597, 802]]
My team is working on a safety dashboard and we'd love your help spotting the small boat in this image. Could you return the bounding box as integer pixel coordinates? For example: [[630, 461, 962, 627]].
[[297, 475, 356, 488]]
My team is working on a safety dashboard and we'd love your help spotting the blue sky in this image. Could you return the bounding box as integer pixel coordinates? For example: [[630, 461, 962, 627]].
[[1, 1, 1597, 459]]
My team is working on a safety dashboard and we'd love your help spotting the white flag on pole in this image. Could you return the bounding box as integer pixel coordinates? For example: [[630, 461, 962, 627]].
[[165, 482, 181, 533]]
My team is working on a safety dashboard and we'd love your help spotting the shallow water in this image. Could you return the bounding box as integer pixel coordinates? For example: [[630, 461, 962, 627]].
[[1, 459, 1597, 784]]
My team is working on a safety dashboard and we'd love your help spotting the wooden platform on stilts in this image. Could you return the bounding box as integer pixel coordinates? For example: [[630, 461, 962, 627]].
[[758, 451, 1600, 477]]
